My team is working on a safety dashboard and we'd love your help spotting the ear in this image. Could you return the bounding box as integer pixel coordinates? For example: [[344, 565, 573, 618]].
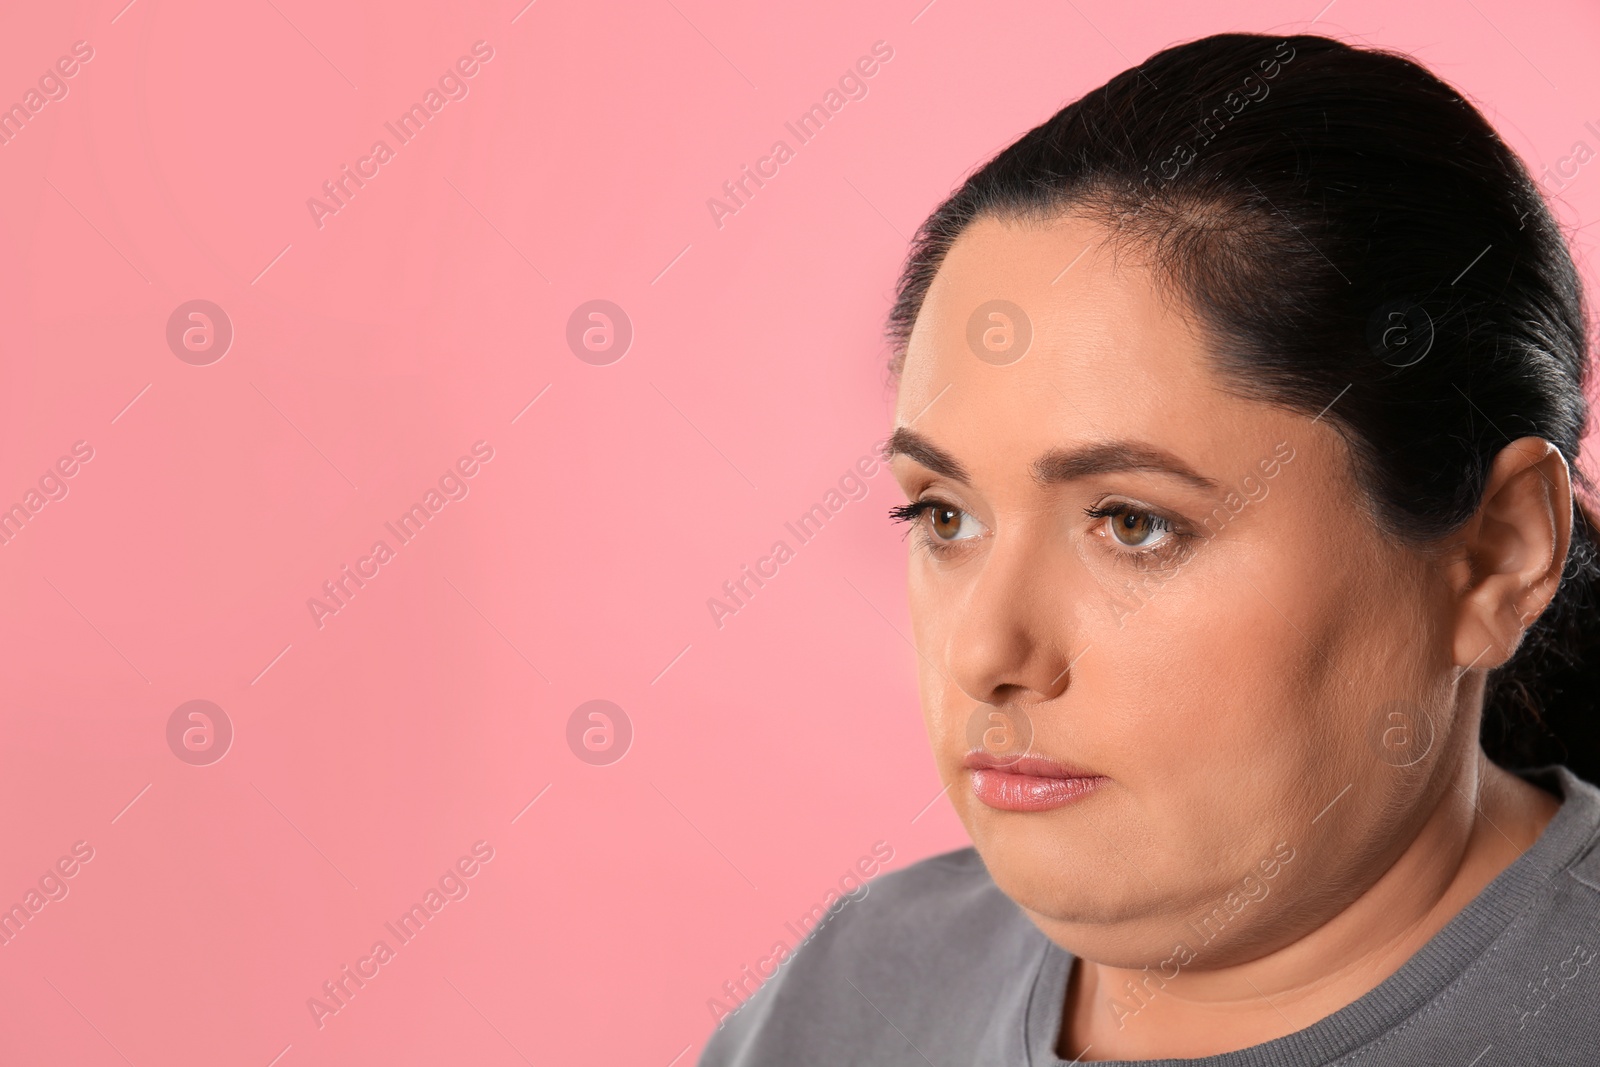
[[1448, 436, 1573, 671]]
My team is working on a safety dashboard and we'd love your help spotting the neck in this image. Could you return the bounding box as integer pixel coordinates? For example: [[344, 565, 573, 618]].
[[1058, 754, 1562, 1061]]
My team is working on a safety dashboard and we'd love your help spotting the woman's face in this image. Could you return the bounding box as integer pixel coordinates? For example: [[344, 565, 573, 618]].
[[889, 212, 1469, 967]]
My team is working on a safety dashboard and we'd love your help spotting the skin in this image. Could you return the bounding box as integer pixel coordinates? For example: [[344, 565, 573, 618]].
[[887, 212, 1570, 1061]]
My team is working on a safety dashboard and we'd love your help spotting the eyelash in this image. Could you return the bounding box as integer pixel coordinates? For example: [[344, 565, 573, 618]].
[[887, 498, 1195, 568]]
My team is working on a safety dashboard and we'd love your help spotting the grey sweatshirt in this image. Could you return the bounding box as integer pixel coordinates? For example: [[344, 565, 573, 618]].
[[697, 765, 1600, 1066]]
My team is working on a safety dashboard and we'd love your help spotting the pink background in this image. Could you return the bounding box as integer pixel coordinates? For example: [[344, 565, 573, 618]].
[[1, 0, 1597, 1063]]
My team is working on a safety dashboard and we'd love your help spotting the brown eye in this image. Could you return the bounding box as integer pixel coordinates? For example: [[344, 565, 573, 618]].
[[1098, 505, 1174, 549], [930, 505, 963, 540], [1110, 509, 1156, 546], [888, 499, 985, 549], [1083, 501, 1188, 564]]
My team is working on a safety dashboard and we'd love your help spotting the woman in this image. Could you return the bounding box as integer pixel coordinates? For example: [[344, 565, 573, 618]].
[[697, 32, 1600, 1065]]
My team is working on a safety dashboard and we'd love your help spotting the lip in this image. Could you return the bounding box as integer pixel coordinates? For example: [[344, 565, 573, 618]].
[[962, 750, 1108, 812]]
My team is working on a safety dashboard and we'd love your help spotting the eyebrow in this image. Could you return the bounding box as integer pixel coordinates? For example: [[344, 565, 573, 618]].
[[885, 426, 1223, 492]]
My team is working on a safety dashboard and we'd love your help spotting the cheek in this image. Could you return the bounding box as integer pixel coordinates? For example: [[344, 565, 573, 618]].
[[1081, 544, 1363, 834], [1093, 614, 1301, 783], [908, 566, 958, 739]]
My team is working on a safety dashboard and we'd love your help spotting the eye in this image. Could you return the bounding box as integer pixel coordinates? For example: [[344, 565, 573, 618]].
[[1083, 501, 1195, 565], [888, 498, 985, 556], [1096, 505, 1169, 547]]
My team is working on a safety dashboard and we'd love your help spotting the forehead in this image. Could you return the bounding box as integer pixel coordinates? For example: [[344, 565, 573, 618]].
[[894, 213, 1241, 456]]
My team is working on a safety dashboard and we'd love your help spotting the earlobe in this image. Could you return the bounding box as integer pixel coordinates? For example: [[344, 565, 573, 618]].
[[1449, 436, 1573, 672]]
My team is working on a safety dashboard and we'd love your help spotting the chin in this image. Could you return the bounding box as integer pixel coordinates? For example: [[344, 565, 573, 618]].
[[964, 807, 1149, 926]]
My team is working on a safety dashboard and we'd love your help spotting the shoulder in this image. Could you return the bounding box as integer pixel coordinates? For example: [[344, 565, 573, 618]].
[[1529, 765, 1600, 887], [823, 845, 1022, 945], [696, 846, 1044, 1066], [1548, 767, 1600, 897], [783, 845, 1030, 973]]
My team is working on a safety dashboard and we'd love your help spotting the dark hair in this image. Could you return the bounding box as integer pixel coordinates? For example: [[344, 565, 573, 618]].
[[885, 33, 1600, 782]]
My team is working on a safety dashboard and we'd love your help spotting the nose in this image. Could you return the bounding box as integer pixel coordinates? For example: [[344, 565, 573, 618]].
[[939, 522, 1077, 707]]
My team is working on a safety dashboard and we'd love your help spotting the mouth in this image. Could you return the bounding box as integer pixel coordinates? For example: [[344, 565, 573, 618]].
[[962, 750, 1108, 812]]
